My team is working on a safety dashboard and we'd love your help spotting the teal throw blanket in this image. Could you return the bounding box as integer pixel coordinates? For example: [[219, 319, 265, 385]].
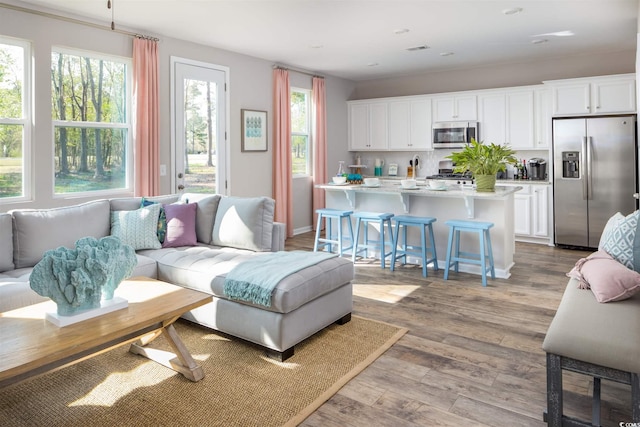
[[223, 251, 337, 307]]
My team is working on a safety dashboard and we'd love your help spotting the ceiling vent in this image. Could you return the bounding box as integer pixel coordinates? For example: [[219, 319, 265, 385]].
[[406, 45, 430, 52]]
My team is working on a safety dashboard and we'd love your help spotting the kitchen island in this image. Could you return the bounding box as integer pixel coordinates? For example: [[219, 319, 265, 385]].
[[317, 181, 522, 279]]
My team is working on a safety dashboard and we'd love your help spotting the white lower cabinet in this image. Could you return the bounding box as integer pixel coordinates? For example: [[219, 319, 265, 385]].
[[504, 183, 551, 243], [532, 185, 549, 238], [513, 185, 532, 235]]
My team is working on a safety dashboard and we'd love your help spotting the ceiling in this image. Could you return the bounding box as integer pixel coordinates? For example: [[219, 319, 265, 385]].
[[12, 0, 640, 81]]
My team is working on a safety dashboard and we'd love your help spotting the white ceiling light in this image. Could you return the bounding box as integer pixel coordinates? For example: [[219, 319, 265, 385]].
[[532, 30, 575, 37], [309, 44, 324, 49], [394, 28, 410, 35], [502, 7, 523, 15], [531, 39, 548, 45], [440, 52, 454, 57], [406, 45, 430, 52], [367, 62, 379, 67]]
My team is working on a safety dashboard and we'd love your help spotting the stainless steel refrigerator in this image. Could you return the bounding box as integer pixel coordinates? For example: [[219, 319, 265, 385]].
[[553, 116, 637, 248]]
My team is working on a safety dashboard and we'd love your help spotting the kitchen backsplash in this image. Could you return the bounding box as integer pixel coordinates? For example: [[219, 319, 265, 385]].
[[347, 149, 549, 179]]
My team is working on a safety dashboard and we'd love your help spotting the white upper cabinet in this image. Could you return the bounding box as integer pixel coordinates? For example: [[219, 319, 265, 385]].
[[348, 101, 388, 150], [433, 95, 477, 122], [547, 74, 636, 116], [478, 89, 535, 149], [478, 92, 506, 144], [535, 87, 552, 148], [349, 97, 431, 151], [388, 98, 432, 150], [506, 90, 535, 149]]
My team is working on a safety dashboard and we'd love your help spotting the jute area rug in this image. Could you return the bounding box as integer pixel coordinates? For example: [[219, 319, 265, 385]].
[[0, 316, 406, 427]]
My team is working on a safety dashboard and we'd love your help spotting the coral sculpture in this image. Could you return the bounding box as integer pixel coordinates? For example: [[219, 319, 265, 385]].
[[30, 236, 137, 316]]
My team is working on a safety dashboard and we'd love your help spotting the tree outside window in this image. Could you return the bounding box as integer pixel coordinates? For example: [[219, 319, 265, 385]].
[[0, 39, 28, 200], [51, 48, 130, 195], [291, 88, 310, 176]]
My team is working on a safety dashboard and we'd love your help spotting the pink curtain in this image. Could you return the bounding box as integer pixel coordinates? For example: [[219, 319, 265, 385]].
[[273, 69, 293, 237], [132, 38, 159, 196], [312, 77, 327, 230]]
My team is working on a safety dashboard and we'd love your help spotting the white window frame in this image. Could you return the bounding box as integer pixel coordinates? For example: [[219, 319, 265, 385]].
[[51, 46, 133, 198], [0, 36, 32, 203], [291, 87, 312, 177]]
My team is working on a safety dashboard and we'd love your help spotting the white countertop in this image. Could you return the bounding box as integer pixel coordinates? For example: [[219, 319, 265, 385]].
[[318, 181, 523, 200]]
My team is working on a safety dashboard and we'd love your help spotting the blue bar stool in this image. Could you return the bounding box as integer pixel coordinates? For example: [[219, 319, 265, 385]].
[[443, 219, 495, 287], [390, 215, 438, 277], [352, 212, 394, 268], [313, 208, 354, 257]]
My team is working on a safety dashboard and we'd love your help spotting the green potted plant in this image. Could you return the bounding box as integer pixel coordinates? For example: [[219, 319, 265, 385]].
[[446, 138, 518, 192]]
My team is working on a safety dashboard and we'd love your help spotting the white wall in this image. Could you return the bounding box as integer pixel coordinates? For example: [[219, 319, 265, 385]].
[[353, 50, 636, 100], [0, 4, 356, 234]]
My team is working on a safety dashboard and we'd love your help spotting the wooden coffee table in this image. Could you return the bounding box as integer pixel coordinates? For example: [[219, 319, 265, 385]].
[[0, 277, 212, 388]]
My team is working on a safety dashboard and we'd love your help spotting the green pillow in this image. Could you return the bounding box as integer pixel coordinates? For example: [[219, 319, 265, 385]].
[[141, 198, 167, 243], [111, 204, 162, 250]]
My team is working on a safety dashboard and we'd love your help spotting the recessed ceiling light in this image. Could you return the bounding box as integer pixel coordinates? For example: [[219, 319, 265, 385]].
[[309, 43, 324, 49], [533, 30, 574, 37], [367, 62, 379, 67], [531, 39, 548, 45], [502, 7, 523, 15], [394, 28, 410, 35], [440, 52, 454, 57], [406, 45, 430, 52]]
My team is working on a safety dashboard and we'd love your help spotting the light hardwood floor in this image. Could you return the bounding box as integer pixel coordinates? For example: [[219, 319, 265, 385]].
[[286, 233, 633, 427]]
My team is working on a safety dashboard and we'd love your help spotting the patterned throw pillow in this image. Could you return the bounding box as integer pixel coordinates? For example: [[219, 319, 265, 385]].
[[141, 198, 167, 243], [601, 210, 640, 271], [111, 204, 162, 250]]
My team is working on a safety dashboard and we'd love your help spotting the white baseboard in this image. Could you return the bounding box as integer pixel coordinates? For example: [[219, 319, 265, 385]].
[[293, 226, 313, 236]]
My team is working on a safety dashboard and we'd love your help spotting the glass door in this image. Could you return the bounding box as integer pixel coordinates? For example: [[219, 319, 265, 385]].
[[172, 58, 228, 195]]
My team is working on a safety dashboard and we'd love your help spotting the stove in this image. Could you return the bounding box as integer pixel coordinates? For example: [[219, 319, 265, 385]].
[[426, 172, 474, 184]]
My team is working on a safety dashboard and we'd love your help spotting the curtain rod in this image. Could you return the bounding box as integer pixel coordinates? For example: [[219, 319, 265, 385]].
[[0, 1, 159, 41], [273, 64, 324, 79]]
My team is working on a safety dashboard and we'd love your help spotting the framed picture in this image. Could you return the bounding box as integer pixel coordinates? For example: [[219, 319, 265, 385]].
[[388, 163, 398, 176], [241, 109, 268, 152]]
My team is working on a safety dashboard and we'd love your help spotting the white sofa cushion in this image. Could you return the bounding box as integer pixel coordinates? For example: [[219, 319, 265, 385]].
[[0, 213, 14, 272], [11, 200, 111, 269], [212, 196, 274, 251], [139, 246, 354, 314]]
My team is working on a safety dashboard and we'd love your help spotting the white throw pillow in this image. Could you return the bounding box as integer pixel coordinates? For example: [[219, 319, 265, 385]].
[[212, 196, 274, 251], [111, 204, 162, 250]]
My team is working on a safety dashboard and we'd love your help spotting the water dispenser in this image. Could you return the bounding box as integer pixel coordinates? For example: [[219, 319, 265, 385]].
[[562, 152, 580, 178]]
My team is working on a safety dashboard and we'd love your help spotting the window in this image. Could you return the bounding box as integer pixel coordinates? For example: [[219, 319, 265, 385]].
[[291, 88, 311, 176], [51, 48, 131, 195], [0, 38, 30, 201]]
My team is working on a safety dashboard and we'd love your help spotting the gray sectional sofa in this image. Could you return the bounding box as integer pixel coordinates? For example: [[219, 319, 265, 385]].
[[0, 193, 354, 360]]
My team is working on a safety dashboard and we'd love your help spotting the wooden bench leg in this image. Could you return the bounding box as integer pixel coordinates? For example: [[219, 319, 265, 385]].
[[633, 373, 640, 422], [592, 377, 601, 426], [546, 353, 563, 427]]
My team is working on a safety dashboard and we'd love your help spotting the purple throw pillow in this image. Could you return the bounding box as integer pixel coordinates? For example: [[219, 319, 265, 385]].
[[162, 203, 197, 248]]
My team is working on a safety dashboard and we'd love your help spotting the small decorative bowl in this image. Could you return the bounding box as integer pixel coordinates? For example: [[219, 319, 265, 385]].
[[332, 176, 347, 184]]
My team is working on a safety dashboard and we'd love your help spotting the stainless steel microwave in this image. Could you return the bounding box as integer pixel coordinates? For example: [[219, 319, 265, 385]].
[[432, 121, 479, 149]]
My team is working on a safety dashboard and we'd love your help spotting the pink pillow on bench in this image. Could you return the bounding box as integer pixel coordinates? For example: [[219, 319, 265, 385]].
[[162, 203, 197, 248], [567, 250, 640, 303]]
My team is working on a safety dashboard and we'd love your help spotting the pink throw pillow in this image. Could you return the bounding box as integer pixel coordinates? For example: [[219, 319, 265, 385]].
[[567, 250, 640, 303], [162, 203, 197, 248]]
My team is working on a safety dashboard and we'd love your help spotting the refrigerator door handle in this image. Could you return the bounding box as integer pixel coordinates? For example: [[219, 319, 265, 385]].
[[586, 136, 593, 200], [582, 137, 588, 200]]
